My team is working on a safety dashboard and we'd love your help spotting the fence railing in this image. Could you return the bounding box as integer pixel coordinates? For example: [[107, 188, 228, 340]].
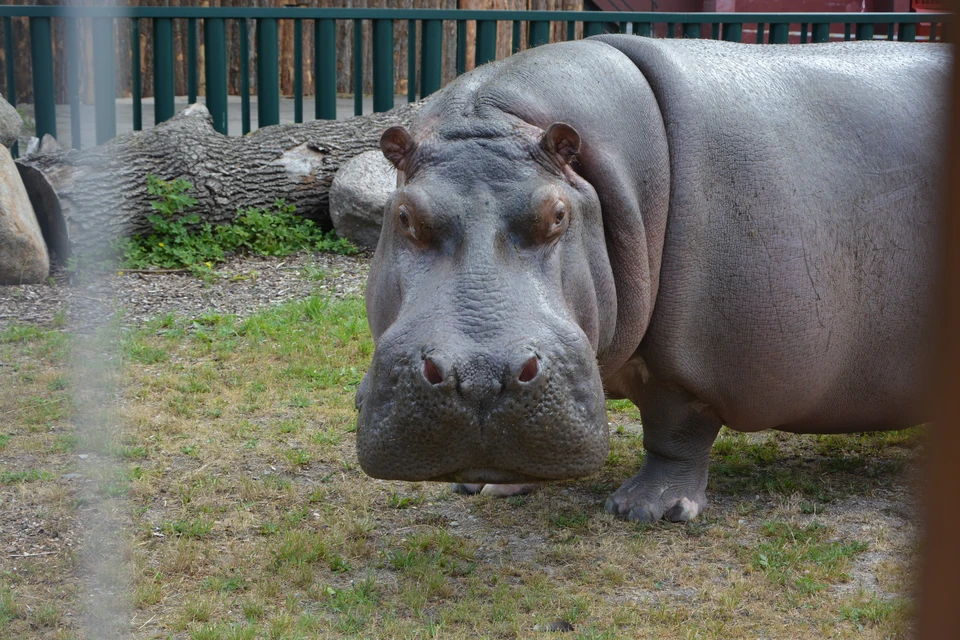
[[0, 7, 951, 152]]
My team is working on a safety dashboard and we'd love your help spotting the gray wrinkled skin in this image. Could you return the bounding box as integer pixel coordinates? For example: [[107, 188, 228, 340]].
[[356, 36, 948, 522]]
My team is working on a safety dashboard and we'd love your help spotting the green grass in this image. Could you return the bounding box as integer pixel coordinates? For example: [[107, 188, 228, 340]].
[[162, 518, 215, 539], [0, 469, 52, 484], [749, 521, 869, 593], [0, 287, 924, 639]]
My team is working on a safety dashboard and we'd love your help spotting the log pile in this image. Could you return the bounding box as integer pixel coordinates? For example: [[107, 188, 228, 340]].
[[14, 101, 422, 260]]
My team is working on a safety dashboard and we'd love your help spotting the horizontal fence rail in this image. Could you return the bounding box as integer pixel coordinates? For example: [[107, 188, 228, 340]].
[[0, 8, 950, 152]]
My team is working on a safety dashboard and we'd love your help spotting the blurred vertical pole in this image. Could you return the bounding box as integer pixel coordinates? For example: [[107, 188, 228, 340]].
[[917, 34, 960, 640]]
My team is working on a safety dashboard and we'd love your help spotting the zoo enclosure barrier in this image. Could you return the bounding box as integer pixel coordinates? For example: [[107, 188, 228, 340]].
[[0, 6, 951, 152]]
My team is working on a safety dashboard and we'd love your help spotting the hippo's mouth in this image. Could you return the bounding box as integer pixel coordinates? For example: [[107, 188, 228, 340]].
[[432, 468, 547, 484]]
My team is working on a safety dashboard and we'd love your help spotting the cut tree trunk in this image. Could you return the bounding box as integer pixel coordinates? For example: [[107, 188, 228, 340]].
[[15, 101, 423, 261]]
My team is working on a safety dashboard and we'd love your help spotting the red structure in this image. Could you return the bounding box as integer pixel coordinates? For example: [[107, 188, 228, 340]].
[[586, 0, 917, 12]]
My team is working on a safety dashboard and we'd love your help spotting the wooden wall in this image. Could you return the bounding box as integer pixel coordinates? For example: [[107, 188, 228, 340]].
[[0, 0, 582, 105]]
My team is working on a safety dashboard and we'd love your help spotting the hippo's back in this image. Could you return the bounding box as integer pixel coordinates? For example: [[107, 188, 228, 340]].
[[593, 36, 949, 433]]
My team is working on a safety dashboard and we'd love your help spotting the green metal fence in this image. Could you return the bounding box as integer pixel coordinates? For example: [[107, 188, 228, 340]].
[[0, 7, 951, 152]]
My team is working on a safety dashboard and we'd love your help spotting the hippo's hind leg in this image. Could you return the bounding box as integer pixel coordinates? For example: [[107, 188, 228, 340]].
[[605, 380, 721, 523]]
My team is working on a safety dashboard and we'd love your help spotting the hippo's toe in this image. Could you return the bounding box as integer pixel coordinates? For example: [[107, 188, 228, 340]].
[[604, 453, 708, 523], [452, 483, 539, 497]]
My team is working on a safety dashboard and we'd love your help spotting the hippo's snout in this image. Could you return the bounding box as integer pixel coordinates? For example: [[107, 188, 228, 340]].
[[420, 348, 541, 396], [356, 329, 609, 483]]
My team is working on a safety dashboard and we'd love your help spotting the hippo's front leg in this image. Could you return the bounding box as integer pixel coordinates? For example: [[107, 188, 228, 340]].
[[605, 379, 722, 523]]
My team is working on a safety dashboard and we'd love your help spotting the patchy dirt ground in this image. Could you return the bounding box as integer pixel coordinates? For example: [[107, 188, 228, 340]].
[[0, 252, 923, 639], [0, 251, 370, 332]]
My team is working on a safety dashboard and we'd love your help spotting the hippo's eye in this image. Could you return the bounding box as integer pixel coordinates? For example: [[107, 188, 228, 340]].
[[398, 205, 411, 230], [396, 202, 433, 248], [554, 202, 566, 226]]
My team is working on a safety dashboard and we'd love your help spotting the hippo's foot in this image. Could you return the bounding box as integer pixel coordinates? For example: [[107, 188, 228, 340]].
[[452, 483, 539, 497], [604, 452, 708, 523]]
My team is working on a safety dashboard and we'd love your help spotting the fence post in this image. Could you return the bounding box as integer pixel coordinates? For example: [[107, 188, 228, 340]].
[[373, 19, 394, 113], [94, 18, 117, 144], [529, 20, 550, 47], [421, 19, 442, 98], [187, 17, 197, 104], [67, 17, 82, 148], [294, 18, 303, 123], [722, 23, 742, 42], [240, 18, 251, 134], [769, 22, 788, 43], [811, 22, 830, 43], [204, 17, 228, 135], [584, 20, 603, 38], [898, 22, 916, 42], [636, 22, 652, 37], [315, 18, 336, 120], [29, 17, 57, 141], [476, 19, 497, 66], [353, 19, 363, 116], [683, 22, 700, 38], [131, 19, 142, 133], [3, 17, 13, 110], [407, 19, 417, 103], [512, 20, 522, 53], [153, 17, 175, 124], [856, 23, 875, 40], [456, 20, 466, 75], [257, 17, 280, 127]]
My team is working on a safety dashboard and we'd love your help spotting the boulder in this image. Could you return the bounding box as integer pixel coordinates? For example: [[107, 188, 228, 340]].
[[0, 95, 22, 149], [0, 144, 49, 284], [329, 150, 396, 250]]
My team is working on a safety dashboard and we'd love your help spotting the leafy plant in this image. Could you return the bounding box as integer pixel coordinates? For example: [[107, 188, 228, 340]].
[[115, 175, 357, 275]]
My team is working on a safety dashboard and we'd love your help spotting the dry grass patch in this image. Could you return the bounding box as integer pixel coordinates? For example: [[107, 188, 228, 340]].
[[0, 294, 925, 639]]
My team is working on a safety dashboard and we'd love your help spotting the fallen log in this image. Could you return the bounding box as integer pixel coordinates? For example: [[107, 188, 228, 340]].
[[15, 101, 422, 261]]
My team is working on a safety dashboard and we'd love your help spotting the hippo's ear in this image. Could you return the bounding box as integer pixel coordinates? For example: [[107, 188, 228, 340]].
[[380, 126, 417, 170], [540, 123, 581, 166]]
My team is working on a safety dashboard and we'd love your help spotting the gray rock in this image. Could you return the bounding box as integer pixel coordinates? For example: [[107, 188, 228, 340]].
[[329, 150, 396, 250], [0, 95, 21, 149], [0, 144, 49, 284], [38, 134, 62, 155]]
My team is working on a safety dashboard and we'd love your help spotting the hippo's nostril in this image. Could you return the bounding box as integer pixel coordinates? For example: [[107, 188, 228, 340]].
[[423, 358, 444, 385], [518, 356, 540, 383]]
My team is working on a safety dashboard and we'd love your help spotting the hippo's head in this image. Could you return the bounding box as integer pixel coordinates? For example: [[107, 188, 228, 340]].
[[355, 116, 620, 484]]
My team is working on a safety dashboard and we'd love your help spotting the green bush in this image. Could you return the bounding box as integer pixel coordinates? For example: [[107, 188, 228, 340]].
[[116, 175, 356, 273]]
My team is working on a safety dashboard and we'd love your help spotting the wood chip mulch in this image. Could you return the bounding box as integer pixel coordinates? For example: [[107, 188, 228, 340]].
[[0, 251, 372, 332]]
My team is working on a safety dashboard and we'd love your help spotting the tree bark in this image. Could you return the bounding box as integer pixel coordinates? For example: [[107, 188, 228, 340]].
[[14, 100, 423, 261]]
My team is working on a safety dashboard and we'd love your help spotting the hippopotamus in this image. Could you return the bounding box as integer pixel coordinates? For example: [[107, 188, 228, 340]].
[[354, 35, 948, 522]]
